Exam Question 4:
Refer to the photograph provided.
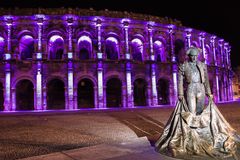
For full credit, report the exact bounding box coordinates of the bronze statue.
[155,47,240,160]
[178,47,212,116]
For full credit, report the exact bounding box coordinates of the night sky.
[1,0,239,70]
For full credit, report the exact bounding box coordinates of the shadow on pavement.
[108,111,165,146]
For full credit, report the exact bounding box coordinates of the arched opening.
[0,37,4,60]
[105,37,119,60]
[154,40,166,62]
[47,79,65,110]
[19,35,34,60]
[134,78,147,106]
[157,78,170,105]
[79,48,89,60]
[78,35,92,60]
[174,39,185,64]
[77,78,94,108]
[106,78,122,107]
[0,82,3,111]
[16,80,34,110]
[49,35,64,60]
[131,38,143,61]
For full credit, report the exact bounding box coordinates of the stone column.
[36,62,42,110]
[218,39,224,68]
[218,39,225,101]
[67,62,74,109]
[227,46,232,69]
[11,88,16,111]
[64,86,68,110]
[168,25,175,62]
[227,45,233,100]
[103,86,106,108]
[123,20,133,108]
[168,25,177,105]
[96,19,104,109]
[94,86,98,109]
[184,28,192,49]
[224,43,229,69]
[215,69,220,102]
[122,85,127,108]
[210,36,217,66]
[210,36,219,102]
[4,16,13,111]
[42,86,47,110]
[73,87,78,109]
[224,43,229,101]
[199,32,206,64]
[67,17,74,110]
[148,24,158,106]
[35,15,44,110]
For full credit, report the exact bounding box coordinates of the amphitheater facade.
[0,8,233,111]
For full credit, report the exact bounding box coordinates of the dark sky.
[1,0,239,70]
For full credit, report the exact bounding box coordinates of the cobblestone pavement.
[0,101,239,160]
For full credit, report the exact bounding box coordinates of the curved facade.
[0,8,233,111]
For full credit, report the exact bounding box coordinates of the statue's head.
[186,47,200,56]
[186,47,201,62]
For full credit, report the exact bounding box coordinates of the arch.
[75,75,97,89]
[76,31,93,41]
[77,35,92,60]
[0,82,3,111]
[17,30,35,40]
[16,79,34,111]
[19,35,34,60]
[174,39,186,64]
[153,40,166,62]
[47,79,65,109]
[48,35,64,60]
[77,78,94,108]
[104,72,125,86]
[133,78,147,106]
[157,78,170,105]
[12,76,35,89]
[191,41,200,48]
[131,38,143,61]
[106,78,122,108]
[105,36,119,60]
[0,36,4,60]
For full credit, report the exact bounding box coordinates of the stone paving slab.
[19,137,179,160]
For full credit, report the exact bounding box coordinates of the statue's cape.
[155,99,240,160]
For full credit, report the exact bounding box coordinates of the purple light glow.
[0,37,4,59]
[4,72,11,111]
[131,38,143,61]
[19,35,34,60]
[121,18,131,25]
[78,35,91,43]
[3,15,14,26]
[49,35,64,59]
[0,9,234,112]
[154,40,166,62]
[78,36,92,59]
[106,37,119,60]
[63,14,77,26]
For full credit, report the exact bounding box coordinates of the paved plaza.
[0,101,239,160]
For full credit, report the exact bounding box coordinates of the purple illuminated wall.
[0,8,233,112]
